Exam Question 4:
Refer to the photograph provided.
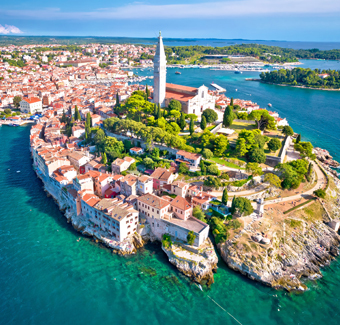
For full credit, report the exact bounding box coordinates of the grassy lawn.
[264,133,285,157]
[230,121,256,133]
[210,157,246,169]
[207,125,215,131]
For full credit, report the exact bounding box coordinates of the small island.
[258,67,340,90]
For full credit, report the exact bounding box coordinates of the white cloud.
[0,24,23,34]
[1,0,340,20]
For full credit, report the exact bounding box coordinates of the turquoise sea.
[1,60,340,324]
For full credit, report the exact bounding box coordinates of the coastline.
[246,79,340,91]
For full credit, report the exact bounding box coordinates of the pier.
[0,120,36,127]
[210,83,226,93]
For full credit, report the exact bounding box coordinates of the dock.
[0,120,36,127]
[210,83,226,93]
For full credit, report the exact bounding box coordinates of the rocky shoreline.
[219,220,340,291]
[162,239,218,286]
[35,167,218,283]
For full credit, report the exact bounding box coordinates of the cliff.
[162,239,218,285]
[219,220,340,291]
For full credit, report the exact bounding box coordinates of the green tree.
[204,176,222,188]
[179,112,186,130]
[294,142,315,159]
[101,152,107,164]
[157,104,162,119]
[296,134,301,144]
[74,105,81,121]
[143,157,155,169]
[282,125,294,136]
[200,115,207,130]
[230,97,234,106]
[231,197,254,216]
[235,138,248,157]
[187,231,196,245]
[213,135,229,157]
[314,189,326,199]
[222,189,228,205]
[248,148,266,163]
[193,206,207,223]
[223,105,235,127]
[189,118,194,136]
[61,109,67,123]
[168,99,182,111]
[202,108,218,124]
[246,162,263,176]
[264,173,281,188]
[267,138,282,152]
[202,148,213,160]
[179,163,189,174]
[145,84,150,100]
[86,112,91,127]
[94,129,106,144]
[207,164,221,176]
[13,95,22,108]
[115,93,120,107]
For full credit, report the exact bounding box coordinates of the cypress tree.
[200,116,207,130]
[101,152,107,165]
[115,93,120,107]
[231,196,236,214]
[179,112,186,130]
[86,112,91,127]
[145,84,150,100]
[157,104,162,119]
[230,97,234,106]
[296,134,301,144]
[223,105,235,127]
[74,105,81,121]
[222,189,228,205]
[154,103,158,117]
[61,109,67,123]
[189,118,194,136]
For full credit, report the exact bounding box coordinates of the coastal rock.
[218,220,340,292]
[162,239,218,285]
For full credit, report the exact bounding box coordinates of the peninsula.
[1,35,340,291]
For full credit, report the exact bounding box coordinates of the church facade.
[153,32,215,116]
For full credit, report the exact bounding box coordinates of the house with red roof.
[20,97,42,114]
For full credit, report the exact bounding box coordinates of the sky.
[0,0,340,41]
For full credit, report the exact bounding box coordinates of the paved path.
[207,161,326,205]
[263,161,326,206]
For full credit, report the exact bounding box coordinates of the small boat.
[268,103,272,107]
[234,70,242,74]
[175,71,181,75]
[235,89,238,91]
[16,171,21,173]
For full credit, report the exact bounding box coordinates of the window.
[202,91,204,98]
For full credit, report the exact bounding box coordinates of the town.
[1,33,340,289]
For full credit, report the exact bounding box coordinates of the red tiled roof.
[24,97,41,104]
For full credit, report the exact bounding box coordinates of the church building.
[153,32,215,117]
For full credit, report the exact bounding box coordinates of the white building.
[153,31,167,107]
[20,97,43,114]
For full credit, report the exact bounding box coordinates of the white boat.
[268,103,272,107]
[16,171,21,173]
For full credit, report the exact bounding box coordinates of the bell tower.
[153,31,167,107]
